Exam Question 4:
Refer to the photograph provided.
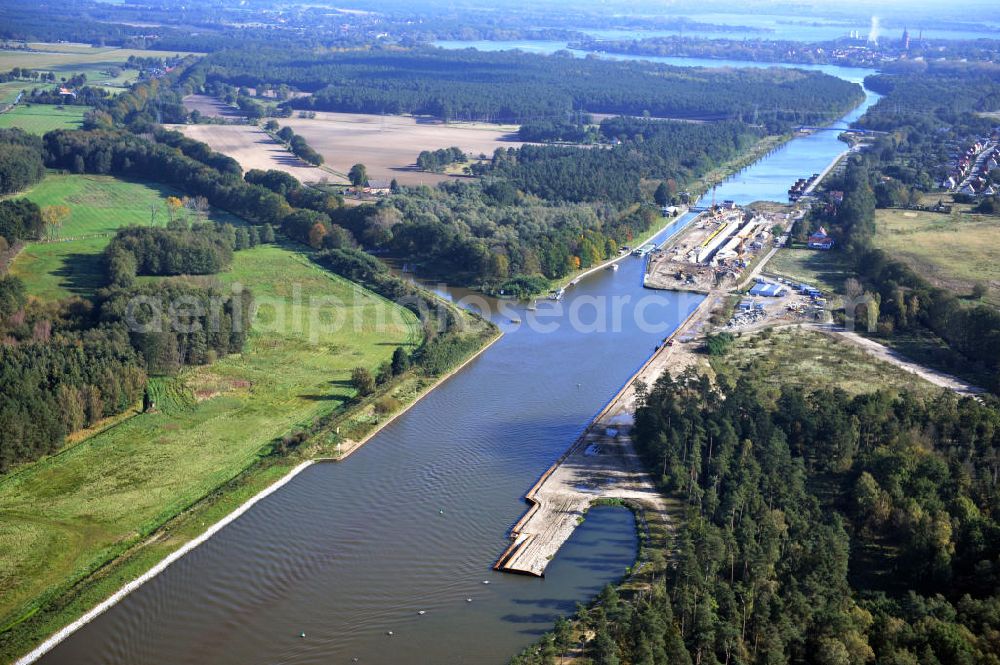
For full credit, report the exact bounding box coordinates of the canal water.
[34,55,878,665]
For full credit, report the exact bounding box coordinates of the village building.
[807,226,834,250]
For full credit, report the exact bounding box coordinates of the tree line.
[0,198,44,247]
[312,246,491,375]
[41,129,339,248]
[266,122,324,166]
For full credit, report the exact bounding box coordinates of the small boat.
[606,263,619,271]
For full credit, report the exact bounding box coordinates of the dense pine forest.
[512,372,1000,665]
[185,47,864,126]
[860,62,1000,131]
[484,118,760,204]
[0,129,45,196]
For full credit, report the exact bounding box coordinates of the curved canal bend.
[34,59,879,665]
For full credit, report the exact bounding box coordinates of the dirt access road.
[813,325,986,397]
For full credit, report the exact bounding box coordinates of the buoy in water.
[418,610,426,615]
[482,580,490,585]
[439,509,444,515]
[466,598,473,602]
[299,632,306,638]
[386,631,394,636]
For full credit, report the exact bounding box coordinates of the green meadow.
[0,243,421,640]
[0,81,25,104]
[0,104,89,134]
[10,174,245,301]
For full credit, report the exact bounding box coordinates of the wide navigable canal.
[35,52,879,665]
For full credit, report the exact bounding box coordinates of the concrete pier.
[494,423,664,576]
[495,300,710,576]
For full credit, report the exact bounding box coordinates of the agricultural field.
[9,235,109,302]
[873,207,1000,307]
[179,110,522,186]
[181,93,243,119]
[176,123,327,184]
[9,174,245,301]
[0,44,196,94]
[0,80,25,104]
[0,243,421,634]
[0,104,88,134]
[281,111,521,185]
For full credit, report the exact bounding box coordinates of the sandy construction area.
[279,112,522,186]
[174,124,328,184]
[496,423,665,576]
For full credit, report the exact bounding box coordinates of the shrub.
[373,396,401,415]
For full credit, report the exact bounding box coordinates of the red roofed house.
[807,226,834,250]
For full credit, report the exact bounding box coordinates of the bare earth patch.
[278,111,522,185]
[182,94,245,119]
[174,124,326,184]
